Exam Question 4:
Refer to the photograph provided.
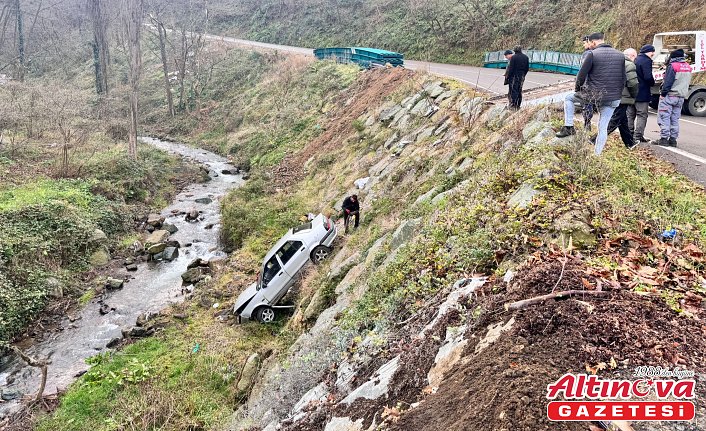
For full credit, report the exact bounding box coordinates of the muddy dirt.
[391,258,706,431]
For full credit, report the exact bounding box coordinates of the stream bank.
[0,138,243,421]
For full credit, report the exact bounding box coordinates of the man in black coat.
[504,46,529,110]
[342,194,360,233]
[631,44,656,142]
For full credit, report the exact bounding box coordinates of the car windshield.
[292,222,312,234]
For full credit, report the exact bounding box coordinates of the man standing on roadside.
[556,33,626,155]
[504,46,529,110]
[652,49,692,147]
[631,44,656,143]
[605,48,639,149]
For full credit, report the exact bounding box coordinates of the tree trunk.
[123,0,143,160]
[157,21,174,117]
[89,0,110,95]
[177,28,187,112]
[15,0,24,81]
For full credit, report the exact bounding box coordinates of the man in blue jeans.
[556,33,626,155]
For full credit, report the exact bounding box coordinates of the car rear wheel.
[310,245,331,264]
[254,306,276,323]
[686,91,706,117]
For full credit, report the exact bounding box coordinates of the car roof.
[262,214,326,263]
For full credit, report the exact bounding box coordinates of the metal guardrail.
[314,47,404,68]
[484,50,582,75]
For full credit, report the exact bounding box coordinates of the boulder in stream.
[187,258,210,269]
[163,223,179,234]
[147,243,168,255]
[105,278,124,290]
[181,267,207,285]
[185,210,200,222]
[195,197,213,204]
[163,247,179,262]
[147,213,165,227]
[145,230,170,247]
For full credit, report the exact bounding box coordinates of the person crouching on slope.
[342,194,360,234]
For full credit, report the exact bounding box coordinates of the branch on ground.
[505,290,611,311]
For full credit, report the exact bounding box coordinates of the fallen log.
[505,290,611,311]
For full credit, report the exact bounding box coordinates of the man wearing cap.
[652,49,692,147]
[631,44,656,143]
[504,46,530,110]
[556,32,626,155]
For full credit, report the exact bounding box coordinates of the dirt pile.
[272,239,706,431]
[391,253,706,431]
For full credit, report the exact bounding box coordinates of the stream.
[0,137,243,420]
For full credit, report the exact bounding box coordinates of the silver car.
[233,214,337,323]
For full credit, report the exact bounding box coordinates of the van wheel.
[311,245,331,264]
[686,91,706,117]
[254,306,276,323]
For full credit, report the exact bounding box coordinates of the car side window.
[276,241,303,265]
[262,256,281,286]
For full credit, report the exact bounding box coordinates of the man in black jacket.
[631,44,656,143]
[504,46,529,110]
[556,33,626,155]
[342,194,360,234]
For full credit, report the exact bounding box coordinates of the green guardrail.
[314,47,404,68]
[484,50,582,75]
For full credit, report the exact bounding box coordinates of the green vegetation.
[35,320,283,431]
[0,136,195,347]
[0,180,122,346]
[207,0,704,64]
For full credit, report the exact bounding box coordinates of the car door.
[261,255,289,303]
[276,240,308,278]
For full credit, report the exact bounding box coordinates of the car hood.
[233,282,258,313]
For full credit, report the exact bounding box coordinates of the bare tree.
[148,9,174,117]
[14,0,24,81]
[89,0,110,96]
[46,87,90,177]
[122,0,144,159]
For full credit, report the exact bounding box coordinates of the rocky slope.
[219,68,706,431]
[29,59,706,431]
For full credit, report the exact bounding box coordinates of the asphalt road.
[209,35,571,94]
[645,111,706,187]
[208,34,705,186]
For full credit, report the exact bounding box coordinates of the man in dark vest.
[504,46,529,110]
[556,32,626,155]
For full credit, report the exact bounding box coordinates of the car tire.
[686,91,706,117]
[254,306,276,323]
[310,245,332,264]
